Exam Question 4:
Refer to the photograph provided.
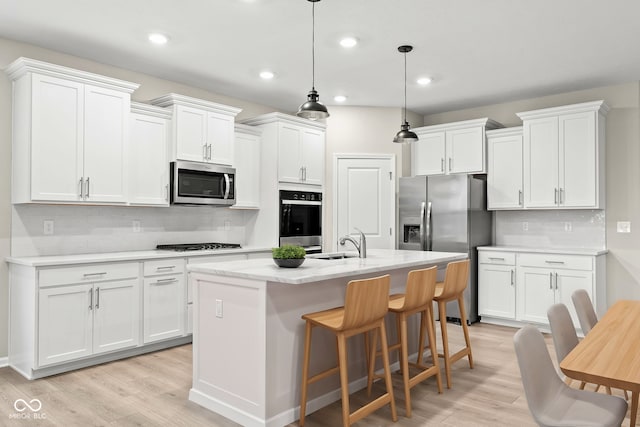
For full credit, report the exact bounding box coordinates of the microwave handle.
[223,174,230,199]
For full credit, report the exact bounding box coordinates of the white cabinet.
[277,123,324,185]
[6,57,139,204]
[411,118,502,176]
[129,103,171,206]
[143,259,186,343]
[517,101,608,209]
[232,124,262,208]
[478,251,516,320]
[150,93,241,165]
[37,262,140,367]
[487,127,523,209]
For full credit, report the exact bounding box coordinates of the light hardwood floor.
[0,323,630,426]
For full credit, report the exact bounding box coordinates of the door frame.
[332,153,396,251]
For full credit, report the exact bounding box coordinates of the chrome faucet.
[339,227,367,258]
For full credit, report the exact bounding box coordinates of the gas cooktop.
[156,242,242,252]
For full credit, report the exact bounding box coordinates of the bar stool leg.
[425,306,443,393]
[337,332,351,427]
[458,295,474,369]
[366,329,378,396]
[417,310,427,367]
[399,312,411,417]
[299,321,313,426]
[379,321,398,422]
[438,300,453,389]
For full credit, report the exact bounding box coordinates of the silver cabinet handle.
[441,158,444,172]
[549,272,553,290]
[79,178,85,199]
[203,144,207,160]
[165,184,169,202]
[95,287,100,309]
[89,288,93,310]
[153,278,177,285]
[208,144,212,160]
[83,272,107,277]
[85,177,90,199]
[555,272,558,290]
[510,269,515,286]
[223,173,230,199]
[554,188,558,204]
[304,167,307,181]
[545,260,565,265]
[419,201,426,251]
[299,167,303,181]
[449,158,452,172]
[156,266,176,271]
[559,188,564,204]
[518,190,523,206]
[489,257,505,261]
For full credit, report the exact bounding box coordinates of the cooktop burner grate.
[156,242,242,252]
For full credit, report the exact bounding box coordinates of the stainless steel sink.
[307,252,358,260]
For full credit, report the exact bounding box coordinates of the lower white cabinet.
[478,248,605,331]
[143,258,186,343]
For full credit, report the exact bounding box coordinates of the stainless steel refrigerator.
[398,174,492,324]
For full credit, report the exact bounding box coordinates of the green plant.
[272,245,306,259]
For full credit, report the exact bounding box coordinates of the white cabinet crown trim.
[516,100,609,120]
[5,57,139,93]
[241,112,326,131]
[149,93,241,116]
[131,102,172,119]
[413,117,503,134]
[486,126,523,138]
[234,123,263,136]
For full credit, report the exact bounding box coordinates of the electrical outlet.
[617,221,631,233]
[564,222,572,232]
[132,220,141,233]
[215,299,223,318]
[522,222,528,231]
[43,220,54,235]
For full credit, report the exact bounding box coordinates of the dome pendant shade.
[393,122,419,143]
[297,89,329,120]
[297,0,329,120]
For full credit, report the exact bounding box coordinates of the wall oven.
[279,190,322,253]
[170,160,235,206]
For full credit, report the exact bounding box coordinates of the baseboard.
[0,356,8,368]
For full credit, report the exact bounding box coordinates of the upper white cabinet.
[232,124,262,209]
[150,94,241,165]
[517,101,608,209]
[129,103,171,206]
[243,113,326,186]
[411,118,502,176]
[487,127,524,210]
[6,57,139,204]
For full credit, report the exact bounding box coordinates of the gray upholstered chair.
[571,289,598,335]
[513,325,628,427]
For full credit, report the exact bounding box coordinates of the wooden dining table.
[561,299,640,426]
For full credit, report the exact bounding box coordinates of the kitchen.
[1,0,640,426]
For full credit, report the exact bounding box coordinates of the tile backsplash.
[11,205,258,257]
[494,209,606,249]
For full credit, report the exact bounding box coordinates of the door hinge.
[389,171,392,180]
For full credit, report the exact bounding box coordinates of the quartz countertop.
[5,247,272,267]
[477,246,608,256]
[187,249,467,285]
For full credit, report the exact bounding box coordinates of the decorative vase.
[273,258,305,268]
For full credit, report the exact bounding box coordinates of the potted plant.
[272,245,306,268]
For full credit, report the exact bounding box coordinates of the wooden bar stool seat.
[433,259,473,389]
[367,266,443,418]
[299,274,397,427]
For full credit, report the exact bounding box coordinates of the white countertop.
[187,249,467,285]
[477,246,608,256]
[5,247,273,267]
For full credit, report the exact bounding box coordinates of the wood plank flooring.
[0,323,631,426]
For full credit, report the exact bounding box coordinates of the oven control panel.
[280,190,322,202]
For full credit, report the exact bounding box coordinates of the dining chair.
[513,325,628,427]
[571,289,598,335]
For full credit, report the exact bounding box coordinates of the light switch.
[43,220,54,235]
[216,299,223,318]
[132,220,141,233]
[522,222,528,231]
[617,221,631,233]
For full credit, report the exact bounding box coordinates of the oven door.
[171,161,235,206]
[279,199,322,252]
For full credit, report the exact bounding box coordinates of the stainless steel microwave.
[170,160,235,206]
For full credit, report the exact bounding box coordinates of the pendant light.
[297,0,329,120]
[393,45,418,143]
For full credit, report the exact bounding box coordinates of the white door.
[301,128,325,185]
[143,275,185,343]
[207,111,234,165]
[524,116,559,208]
[93,279,140,354]
[129,112,169,205]
[411,132,445,176]
[559,111,597,207]
[278,124,303,183]
[478,264,516,319]
[446,126,484,174]
[335,155,395,251]
[234,131,261,208]
[175,105,207,162]
[555,269,593,328]
[517,267,555,324]
[487,132,523,209]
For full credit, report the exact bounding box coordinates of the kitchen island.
[187,249,467,427]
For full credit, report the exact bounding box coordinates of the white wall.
[423,82,640,306]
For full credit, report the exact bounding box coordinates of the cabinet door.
[478,264,516,319]
[517,267,555,324]
[559,112,597,207]
[38,284,93,366]
[523,117,559,208]
[30,74,84,202]
[83,84,129,203]
[234,132,261,208]
[175,105,207,162]
[143,275,185,343]
[93,279,140,354]
[207,111,234,165]
[555,269,593,329]
[446,126,484,174]
[301,128,324,185]
[278,124,303,183]
[487,133,523,209]
[129,113,169,205]
[411,132,445,176]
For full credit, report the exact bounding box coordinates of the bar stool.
[433,259,472,389]
[367,266,443,418]
[299,274,397,427]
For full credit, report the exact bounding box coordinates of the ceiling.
[1,0,640,116]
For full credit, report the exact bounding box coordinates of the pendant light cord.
[403,51,407,124]
[311,1,315,91]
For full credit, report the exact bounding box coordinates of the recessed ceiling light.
[339,37,358,48]
[417,77,433,86]
[148,33,169,45]
[334,95,347,103]
[259,70,275,80]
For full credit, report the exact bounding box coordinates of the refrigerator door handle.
[426,201,432,251]
[419,202,426,251]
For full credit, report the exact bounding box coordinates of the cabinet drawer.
[517,253,593,271]
[188,254,247,264]
[478,251,515,265]
[143,258,186,277]
[39,262,139,287]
